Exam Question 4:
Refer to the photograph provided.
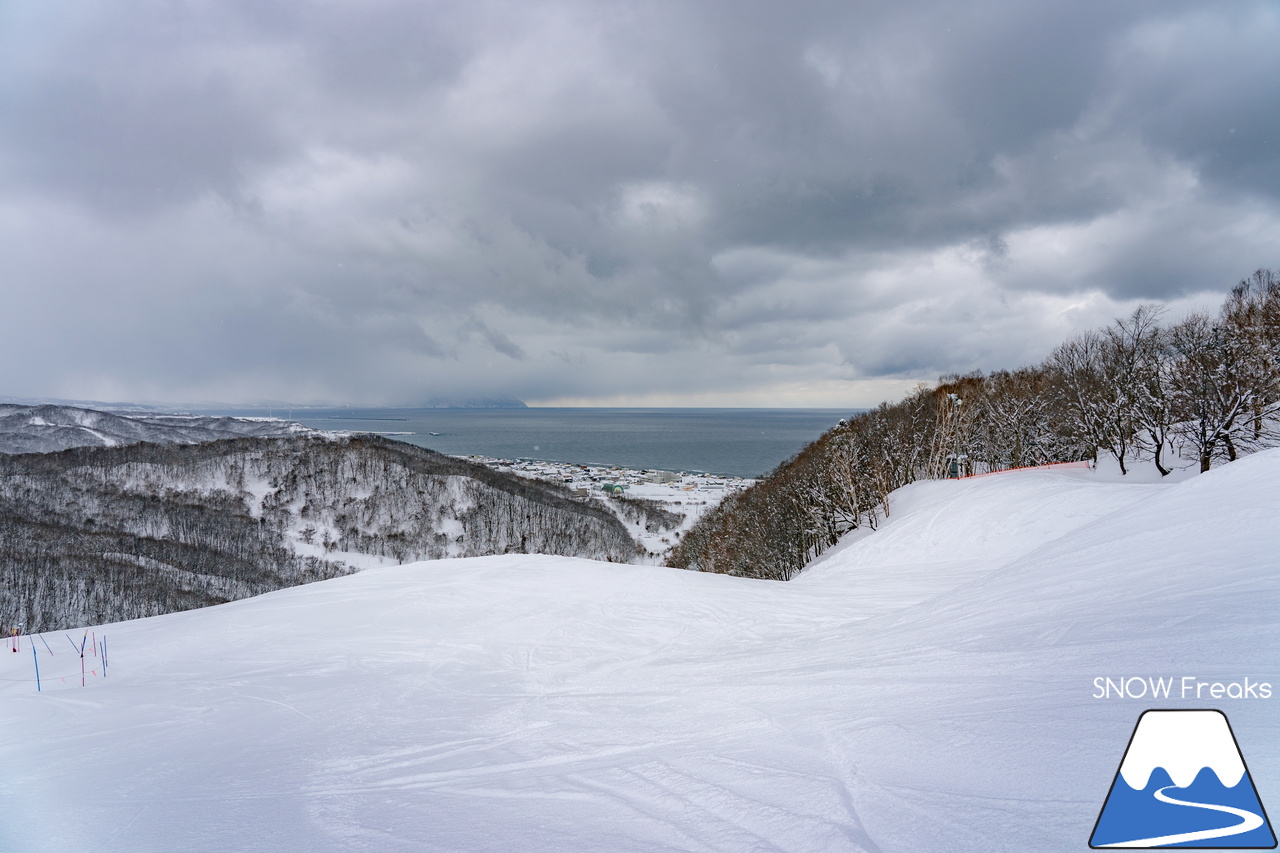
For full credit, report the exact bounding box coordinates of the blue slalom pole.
[32,642,40,692]
[40,634,53,655]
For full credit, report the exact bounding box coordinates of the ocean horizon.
[192,407,858,478]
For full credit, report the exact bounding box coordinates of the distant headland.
[421,396,527,409]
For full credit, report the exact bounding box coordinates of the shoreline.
[461,454,754,560]
[462,453,753,497]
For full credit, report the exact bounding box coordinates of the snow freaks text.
[1092,677,1273,700]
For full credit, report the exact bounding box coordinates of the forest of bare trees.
[1,434,639,631]
[670,269,1280,581]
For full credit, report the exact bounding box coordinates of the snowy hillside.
[0,435,636,631]
[0,403,312,454]
[2,451,1277,852]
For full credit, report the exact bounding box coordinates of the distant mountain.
[421,396,528,409]
[0,434,639,631]
[0,395,166,412]
[0,404,312,454]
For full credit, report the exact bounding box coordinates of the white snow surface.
[3,453,1279,852]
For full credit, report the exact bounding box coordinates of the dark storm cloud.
[0,0,1277,406]
[1105,6,1280,196]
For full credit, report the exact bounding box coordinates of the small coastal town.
[467,455,754,558]
[471,455,752,497]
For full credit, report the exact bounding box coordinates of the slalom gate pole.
[92,632,97,658]
[40,634,53,655]
[80,630,88,687]
[32,642,40,692]
[66,635,79,653]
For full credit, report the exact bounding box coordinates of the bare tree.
[1104,305,1173,475]
[1167,313,1256,471]
[1046,331,1117,468]
[1221,269,1280,443]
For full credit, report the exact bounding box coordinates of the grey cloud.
[0,7,285,215]
[1,0,1278,406]
[1103,5,1280,196]
[462,318,526,361]
[0,74,278,214]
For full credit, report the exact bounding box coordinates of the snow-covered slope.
[2,453,1277,852]
[0,404,312,454]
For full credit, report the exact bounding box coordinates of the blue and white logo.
[1091,709,1276,848]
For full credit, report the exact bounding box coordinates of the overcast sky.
[2,0,1277,407]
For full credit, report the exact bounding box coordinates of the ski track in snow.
[2,455,1279,851]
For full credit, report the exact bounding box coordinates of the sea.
[193,408,857,478]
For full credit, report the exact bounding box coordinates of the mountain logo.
[1091,709,1276,848]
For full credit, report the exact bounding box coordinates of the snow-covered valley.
[2,451,1277,852]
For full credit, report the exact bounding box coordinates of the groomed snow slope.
[2,452,1278,852]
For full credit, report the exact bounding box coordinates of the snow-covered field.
[2,451,1277,852]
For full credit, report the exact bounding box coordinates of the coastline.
[463,454,753,560]
[204,407,851,478]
